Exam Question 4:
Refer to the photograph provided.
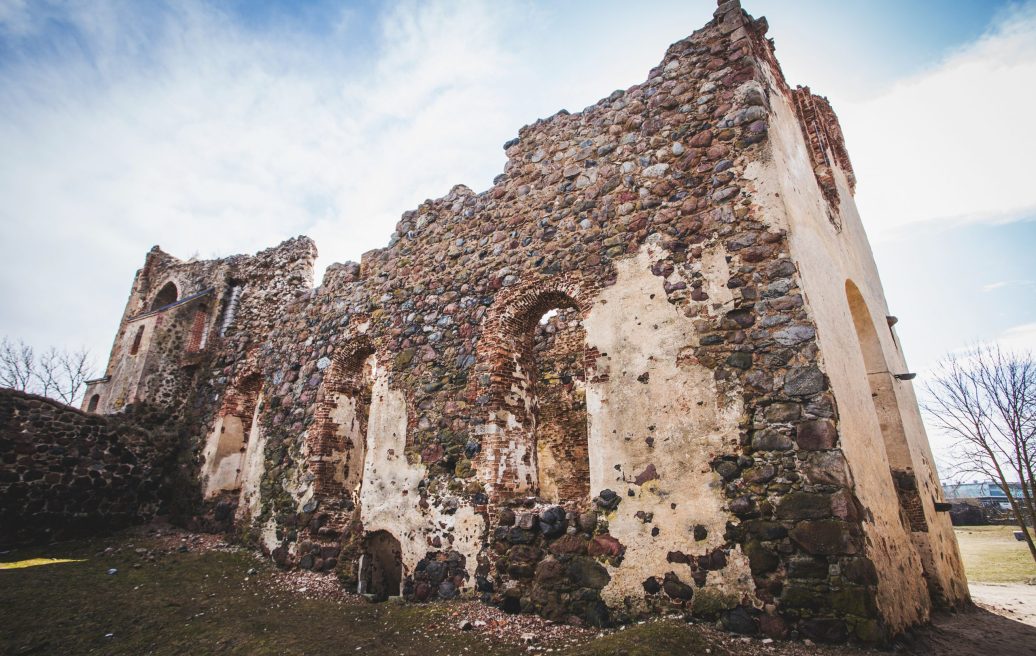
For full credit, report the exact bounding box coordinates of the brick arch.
[474,274,599,502]
[308,336,378,508]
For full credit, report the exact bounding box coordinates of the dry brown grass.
[955,525,1036,583]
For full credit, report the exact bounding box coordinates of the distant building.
[943,481,1030,510]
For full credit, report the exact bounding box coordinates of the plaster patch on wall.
[238,401,268,520]
[360,372,486,587]
[584,242,743,607]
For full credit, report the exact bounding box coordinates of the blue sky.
[1,0,1034,471]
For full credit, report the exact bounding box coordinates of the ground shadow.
[900,605,1036,656]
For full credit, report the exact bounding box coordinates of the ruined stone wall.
[234,1,891,640]
[744,29,969,627]
[0,389,179,547]
[74,0,967,644]
[82,237,316,417]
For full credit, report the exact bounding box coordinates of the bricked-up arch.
[185,305,210,353]
[309,339,377,507]
[845,280,928,535]
[475,276,598,502]
[203,372,262,497]
[129,325,145,355]
[150,281,179,311]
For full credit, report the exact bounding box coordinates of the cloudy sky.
[1,0,1034,470]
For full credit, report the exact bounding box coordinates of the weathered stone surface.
[567,557,610,589]
[548,534,587,556]
[765,402,801,423]
[744,520,787,541]
[723,606,758,635]
[752,429,793,451]
[798,618,849,644]
[802,451,849,487]
[795,420,837,450]
[783,366,826,396]
[587,534,625,559]
[744,540,780,574]
[0,390,180,547]
[662,572,694,600]
[776,492,831,520]
[743,464,776,484]
[789,520,858,556]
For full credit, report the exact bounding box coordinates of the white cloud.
[0,0,716,362]
[996,322,1036,353]
[0,0,532,358]
[981,279,1034,292]
[840,2,1036,238]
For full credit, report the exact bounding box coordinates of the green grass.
[954,526,1036,583]
[0,536,505,656]
[0,531,738,656]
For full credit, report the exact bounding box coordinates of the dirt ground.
[907,525,1036,655]
[1,523,1035,656]
[970,583,1036,627]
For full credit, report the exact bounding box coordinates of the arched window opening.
[150,281,179,311]
[203,373,262,497]
[358,530,402,600]
[186,305,210,353]
[129,325,145,355]
[87,394,100,413]
[845,280,927,533]
[532,306,590,505]
[477,279,596,504]
[311,343,376,505]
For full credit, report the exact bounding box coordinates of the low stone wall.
[0,389,180,547]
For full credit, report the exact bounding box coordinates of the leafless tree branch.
[0,337,97,407]
[925,344,1036,563]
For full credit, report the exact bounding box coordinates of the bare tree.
[60,347,94,405]
[925,345,1036,563]
[0,337,35,391]
[0,337,97,407]
[36,347,62,400]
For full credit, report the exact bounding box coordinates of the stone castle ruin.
[4,0,968,644]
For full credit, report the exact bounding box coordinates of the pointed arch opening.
[86,394,100,413]
[150,281,179,311]
[846,280,921,520]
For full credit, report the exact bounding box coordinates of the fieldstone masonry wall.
[3,0,968,645]
[0,390,179,547]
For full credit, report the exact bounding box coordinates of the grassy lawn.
[954,526,1036,583]
[0,530,738,656]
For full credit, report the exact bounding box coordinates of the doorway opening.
[359,530,402,600]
